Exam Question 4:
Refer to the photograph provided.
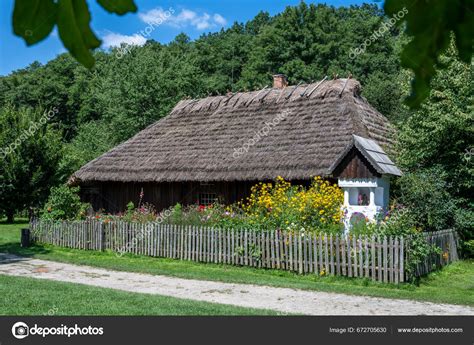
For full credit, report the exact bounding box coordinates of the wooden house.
[71,75,401,225]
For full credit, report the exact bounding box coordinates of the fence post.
[21,228,30,247]
[400,237,404,283]
[100,221,105,252]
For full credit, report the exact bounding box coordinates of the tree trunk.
[6,210,14,224]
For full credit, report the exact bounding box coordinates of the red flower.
[198,205,206,211]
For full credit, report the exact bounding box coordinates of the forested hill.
[0,3,403,178]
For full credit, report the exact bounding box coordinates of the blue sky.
[0,0,377,76]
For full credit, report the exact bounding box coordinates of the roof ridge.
[171,79,362,113]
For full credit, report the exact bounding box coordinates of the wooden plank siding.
[81,180,270,214]
[332,147,381,179]
[79,179,325,214]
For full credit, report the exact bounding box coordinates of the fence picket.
[298,232,303,274]
[383,236,388,283]
[329,235,334,275]
[341,236,346,276]
[352,235,357,277]
[370,236,375,281]
[390,236,394,283]
[358,235,363,277]
[308,235,313,273]
[347,236,352,277]
[293,233,297,272]
[400,237,404,283]
[313,234,318,273]
[317,234,323,274]
[279,231,285,270]
[272,231,278,269]
[394,237,399,284]
[288,232,293,271]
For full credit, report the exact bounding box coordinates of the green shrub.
[462,240,474,258]
[119,201,157,223]
[395,168,456,231]
[171,203,184,224]
[349,205,440,281]
[454,206,474,258]
[41,185,90,221]
[394,168,473,258]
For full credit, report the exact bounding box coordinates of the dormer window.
[357,189,370,206]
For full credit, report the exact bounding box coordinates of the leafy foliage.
[0,106,63,222]
[12,0,137,68]
[58,121,115,181]
[395,168,457,231]
[348,205,440,280]
[160,177,344,234]
[41,185,89,220]
[96,0,137,15]
[384,0,474,107]
[395,45,474,256]
[240,176,344,233]
[56,0,101,68]
[12,0,57,45]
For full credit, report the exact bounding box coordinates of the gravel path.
[1,253,472,315]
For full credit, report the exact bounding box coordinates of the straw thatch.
[72,79,396,183]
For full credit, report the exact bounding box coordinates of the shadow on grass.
[0,218,29,225]
[0,242,52,262]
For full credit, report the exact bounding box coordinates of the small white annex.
[329,135,402,232]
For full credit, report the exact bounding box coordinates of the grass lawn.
[1,220,473,307]
[0,274,277,315]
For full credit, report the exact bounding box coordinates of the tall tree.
[396,45,474,246]
[0,106,63,222]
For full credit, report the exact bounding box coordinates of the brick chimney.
[273,74,288,89]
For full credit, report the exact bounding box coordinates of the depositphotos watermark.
[233,109,292,159]
[463,147,473,163]
[12,321,104,339]
[349,7,408,59]
[115,7,175,59]
[0,107,59,160]
[115,206,174,257]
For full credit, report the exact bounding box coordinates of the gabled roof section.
[328,135,401,177]
[353,135,402,176]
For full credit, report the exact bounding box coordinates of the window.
[348,187,370,206]
[357,187,370,206]
[199,192,217,206]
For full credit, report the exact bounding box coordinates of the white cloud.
[213,14,227,26]
[138,7,174,25]
[102,32,147,48]
[139,7,227,31]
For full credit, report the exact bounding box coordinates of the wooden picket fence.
[409,229,459,277]
[29,219,458,284]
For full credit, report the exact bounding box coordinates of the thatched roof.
[72,78,397,183]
